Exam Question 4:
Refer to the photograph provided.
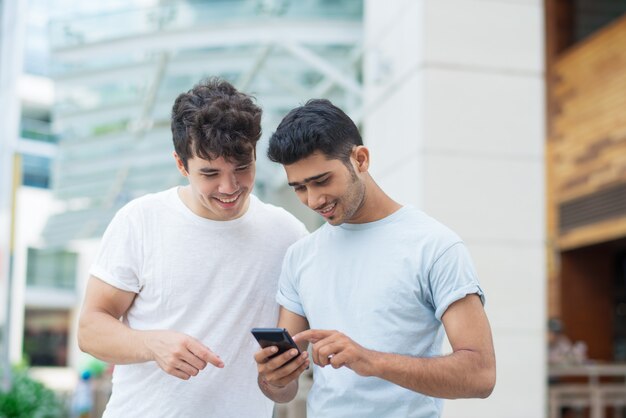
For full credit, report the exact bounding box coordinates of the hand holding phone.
[252,328,309,401]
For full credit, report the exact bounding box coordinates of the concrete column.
[363,0,546,416]
[0,0,27,388]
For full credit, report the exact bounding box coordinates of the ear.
[353,146,370,172]
[173,152,188,177]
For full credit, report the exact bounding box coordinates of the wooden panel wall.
[546,10,626,320]
[547,14,626,251]
[560,245,614,361]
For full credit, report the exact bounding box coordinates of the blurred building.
[1,0,79,396]
[14,0,626,417]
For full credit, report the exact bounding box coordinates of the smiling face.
[285,151,366,226]
[175,152,255,221]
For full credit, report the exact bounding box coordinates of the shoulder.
[251,195,307,232]
[398,207,462,244]
[114,188,174,220]
[284,222,328,257]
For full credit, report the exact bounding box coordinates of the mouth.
[316,201,336,218]
[213,192,241,207]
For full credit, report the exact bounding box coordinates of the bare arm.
[297,294,496,399]
[78,276,224,380]
[255,307,310,403]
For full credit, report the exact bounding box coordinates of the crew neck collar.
[338,206,409,231]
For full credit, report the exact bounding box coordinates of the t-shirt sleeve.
[276,246,305,316]
[428,242,485,321]
[89,206,143,293]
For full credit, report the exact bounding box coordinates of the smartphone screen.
[251,327,300,358]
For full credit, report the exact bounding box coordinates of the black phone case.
[251,327,300,357]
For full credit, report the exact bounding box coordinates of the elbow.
[76,316,91,354]
[477,379,495,399]
[77,334,88,354]
[476,364,496,398]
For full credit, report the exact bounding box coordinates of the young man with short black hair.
[254,99,496,417]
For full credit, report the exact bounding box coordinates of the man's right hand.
[254,346,309,388]
[143,330,224,380]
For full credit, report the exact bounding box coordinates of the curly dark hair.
[267,99,362,166]
[171,77,262,169]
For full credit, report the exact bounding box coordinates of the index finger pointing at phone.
[293,329,334,344]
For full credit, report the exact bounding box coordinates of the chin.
[326,217,344,226]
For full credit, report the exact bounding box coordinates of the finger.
[294,329,334,343]
[273,351,308,379]
[266,348,301,371]
[316,341,345,366]
[176,360,200,377]
[261,354,304,387]
[180,349,208,371]
[205,349,225,368]
[311,337,340,367]
[167,366,191,380]
[270,353,309,386]
[188,340,224,368]
[274,361,310,387]
[254,346,279,364]
[329,352,348,369]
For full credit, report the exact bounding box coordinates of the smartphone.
[251,327,300,359]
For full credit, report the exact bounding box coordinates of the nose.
[219,173,239,195]
[306,189,324,209]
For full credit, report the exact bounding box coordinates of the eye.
[202,173,218,178]
[315,177,329,186]
[294,185,306,192]
[236,165,250,172]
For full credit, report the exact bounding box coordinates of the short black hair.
[267,99,362,165]
[171,77,262,169]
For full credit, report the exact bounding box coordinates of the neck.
[348,177,401,224]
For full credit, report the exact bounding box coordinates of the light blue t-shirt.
[277,206,484,418]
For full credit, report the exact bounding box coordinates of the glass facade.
[42,0,363,247]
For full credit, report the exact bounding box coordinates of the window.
[26,248,77,290]
[23,309,70,367]
[21,154,51,189]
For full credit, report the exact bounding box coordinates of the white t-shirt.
[90,187,307,418]
[277,206,484,418]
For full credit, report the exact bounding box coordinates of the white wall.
[11,186,65,363]
[363,0,546,416]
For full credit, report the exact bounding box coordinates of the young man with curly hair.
[78,78,306,417]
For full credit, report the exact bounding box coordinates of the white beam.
[237,44,273,92]
[16,139,58,159]
[52,20,361,62]
[313,44,364,97]
[55,49,353,89]
[279,41,362,96]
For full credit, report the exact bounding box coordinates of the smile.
[318,202,336,217]
[214,193,240,204]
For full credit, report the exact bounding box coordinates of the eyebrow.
[288,172,331,187]
[197,162,251,174]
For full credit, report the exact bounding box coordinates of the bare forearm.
[258,375,299,403]
[78,311,151,364]
[372,349,496,399]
